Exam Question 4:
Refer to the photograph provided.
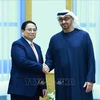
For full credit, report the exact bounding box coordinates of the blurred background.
[0,0,100,100]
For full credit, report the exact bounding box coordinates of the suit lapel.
[21,37,38,61]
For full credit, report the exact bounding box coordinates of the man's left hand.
[42,89,48,98]
[83,82,93,93]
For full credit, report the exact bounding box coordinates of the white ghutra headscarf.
[57,9,87,32]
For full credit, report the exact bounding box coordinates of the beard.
[62,24,69,30]
[61,22,73,30]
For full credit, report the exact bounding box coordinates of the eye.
[25,28,37,32]
[58,18,63,22]
[64,17,70,21]
[58,17,71,22]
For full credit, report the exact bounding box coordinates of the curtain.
[73,0,100,84]
[0,0,25,81]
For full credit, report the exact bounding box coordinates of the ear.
[21,30,24,36]
[21,29,24,32]
[71,17,74,21]
[71,17,74,23]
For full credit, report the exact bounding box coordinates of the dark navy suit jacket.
[8,37,46,97]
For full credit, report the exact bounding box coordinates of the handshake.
[42,63,50,74]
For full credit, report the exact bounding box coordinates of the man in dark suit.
[7,21,49,100]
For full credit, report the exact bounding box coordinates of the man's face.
[22,23,37,42]
[58,15,74,30]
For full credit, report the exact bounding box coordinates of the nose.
[31,30,36,33]
[31,30,34,33]
[62,19,66,23]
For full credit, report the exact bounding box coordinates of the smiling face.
[22,23,37,42]
[58,15,74,32]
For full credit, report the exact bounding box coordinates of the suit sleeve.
[85,33,95,83]
[38,47,47,89]
[45,38,54,71]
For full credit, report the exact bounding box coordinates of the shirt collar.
[23,37,33,44]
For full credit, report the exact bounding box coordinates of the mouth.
[30,34,35,36]
[62,24,67,28]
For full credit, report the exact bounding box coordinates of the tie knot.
[30,43,34,47]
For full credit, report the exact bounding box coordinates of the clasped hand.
[42,63,50,74]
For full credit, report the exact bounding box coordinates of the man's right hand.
[42,63,50,74]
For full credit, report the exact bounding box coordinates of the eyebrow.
[58,16,71,19]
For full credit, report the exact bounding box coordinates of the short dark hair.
[21,20,37,30]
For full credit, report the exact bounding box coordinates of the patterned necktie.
[30,43,41,85]
[30,43,39,62]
